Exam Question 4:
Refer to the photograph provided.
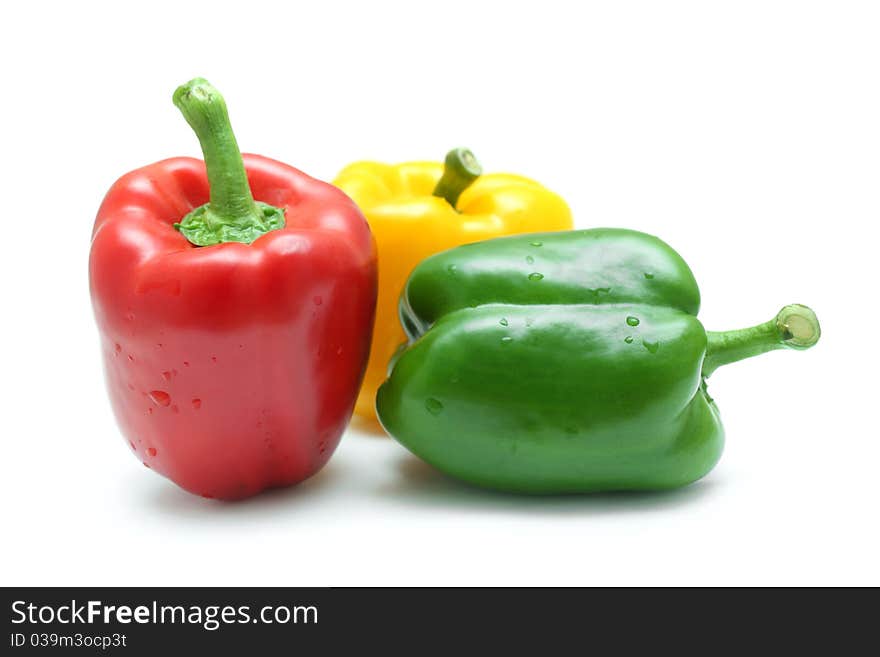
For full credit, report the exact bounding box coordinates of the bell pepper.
[376,229,820,493]
[333,149,572,420]
[89,79,377,499]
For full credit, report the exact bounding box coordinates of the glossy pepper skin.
[90,80,376,499]
[333,149,572,421]
[377,229,820,493]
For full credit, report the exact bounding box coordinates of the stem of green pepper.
[702,304,821,377]
[172,78,285,246]
[432,148,483,210]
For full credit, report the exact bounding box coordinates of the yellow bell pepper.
[333,148,573,421]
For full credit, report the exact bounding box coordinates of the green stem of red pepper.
[172,78,285,246]
[432,148,482,210]
[702,304,821,377]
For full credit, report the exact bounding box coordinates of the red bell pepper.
[89,79,377,500]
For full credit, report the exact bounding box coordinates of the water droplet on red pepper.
[148,390,171,407]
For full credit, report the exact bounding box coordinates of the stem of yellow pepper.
[432,148,482,210]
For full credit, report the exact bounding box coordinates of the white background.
[1,1,877,586]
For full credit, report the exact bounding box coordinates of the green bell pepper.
[376,229,820,493]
